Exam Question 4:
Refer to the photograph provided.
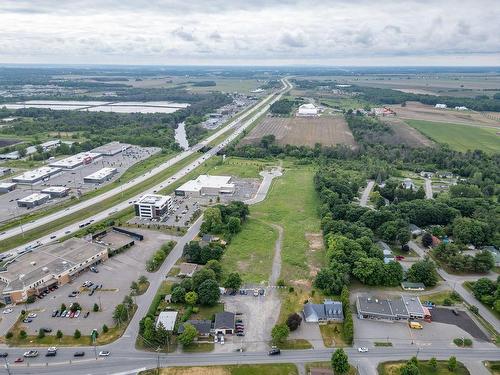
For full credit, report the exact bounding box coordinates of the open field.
[406,119,500,154]
[140,364,299,375]
[241,116,356,148]
[381,117,434,147]
[209,157,275,179]
[390,102,500,127]
[378,360,470,375]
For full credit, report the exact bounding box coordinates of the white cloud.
[0,0,498,65]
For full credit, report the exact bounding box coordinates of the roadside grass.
[139,364,299,375]
[424,290,462,306]
[181,342,214,353]
[319,323,347,347]
[279,339,312,349]
[305,361,358,375]
[484,361,500,375]
[209,157,274,179]
[406,119,500,154]
[222,218,277,283]
[389,245,418,258]
[374,342,393,347]
[377,360,470,375]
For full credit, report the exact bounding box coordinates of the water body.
[174,122,189,150]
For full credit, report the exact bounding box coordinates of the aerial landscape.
[0,1,499,375]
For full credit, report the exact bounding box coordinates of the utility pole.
[156,347,161,375]
[3,356,11,375]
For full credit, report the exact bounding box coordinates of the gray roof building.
[356,295,425,321]
[303,300,344,323]
[178,320,212,336]
[214,312,235,334]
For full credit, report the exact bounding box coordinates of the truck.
[409,321,423,329]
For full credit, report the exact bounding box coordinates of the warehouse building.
[356,295,425,321]
[0,182,16,193]
[0,238,109,304]
[91,141,131,156]
[49,152,101,170]
[41,186,71,198]
[135,194,173,219]
[297,103,319,116]
[84,167,118,184]
[175,175,235,197]
[12,166,62,184]
[17,193,51,208]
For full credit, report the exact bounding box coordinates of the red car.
[14,357,24,363]
[395,255,405,260]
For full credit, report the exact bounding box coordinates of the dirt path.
[269,223,283,286]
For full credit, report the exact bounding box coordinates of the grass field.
[378,360,470,375]
[319,323,348,347]
[406,119,500,154]
[209,157,274,179]
[485,361,500,375]
[139,364,299,375]
[306,362,357,375]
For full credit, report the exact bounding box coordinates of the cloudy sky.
[0,0,499,66]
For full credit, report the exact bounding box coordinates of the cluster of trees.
[433,243,494,273]
[340,286,353,344]
[397,356,460,375]
[182,241,224,265]
[200,201,249,239]
[269,98,295,115]
[191,81,216,87]
[377,179,425,203]
[146,241,176,272]
[139,316,172,348]
[406,258,439,287]
[471,277,500,313]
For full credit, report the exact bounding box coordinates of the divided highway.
[0,79,291,254]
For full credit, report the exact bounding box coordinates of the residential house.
[303,300,344,323]
[178,319,212,338]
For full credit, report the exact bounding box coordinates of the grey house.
[303,300,344,323]
[178,319,212,338]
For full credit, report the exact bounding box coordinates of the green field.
[139,364,299,375]
[210,157,274,179]
[378,360,470,375]
[406,119,500,154]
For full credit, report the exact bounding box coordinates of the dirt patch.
[292,279,312,288]
[382,117,434,147]
[305,232,323,252]
[240,116,357,148]
[159,367,230,375]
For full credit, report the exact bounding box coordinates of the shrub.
[5,332,13,339]
[102,324,109,333]
[443,298,452,306]
[38,329,45,339]
[469,305,479,314]
[19,330,27,339]
[27,295,36,304]
[56,330,63,339]
[286,313,303,331]
[93,303,99,312]
[74,329,81,339]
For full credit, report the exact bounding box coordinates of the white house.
[435,104,447,109]
[297,103,319,117]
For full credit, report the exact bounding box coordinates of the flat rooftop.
[41,186,70,193]
[357,296,394,316]
[177,175,233,192]
[402,295,425,315]
[84,167,117,181]
[95,231,134,251]
[91,142,131,155]
[12,167,61,181]
[18,193,50,203]
[49,152,101,168]
[0,182,16,188]
[137,194,171,206]
[1,238,108,292]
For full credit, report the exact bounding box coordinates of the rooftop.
[0,182,16,188]
[41,186,70,193]
[12,166,61,181]
[49,152,101,168]
[84,167,117,181]
[18,193,50,203]
[176,175,233,193]
[177,319,212,335]
[156,311,178,331]
[137,194,171,206]
[214,311,235,329]
[91,141,131,155]
[402,295,425,316]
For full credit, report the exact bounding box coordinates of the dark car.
[268,348,281,356]
[52,310,58,317]
[45,351,56,357]
[236,332,245,336]
[74,351,85,357]
[84,311,90,318]
[41,327,52,333]
[259,289,265,295]
[0,352,8,358]
[452,309,459,316]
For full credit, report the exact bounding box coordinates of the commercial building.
[134,194,173,219]
[0,167,12,177]
[41,186,71,198]
[25,140,61,156]
[0,182,16,193]
[214,311,235,335]
[12,166,62,184]
[356,295,425,321]
[91,141,131,156]
[175,175,235,197]
[17,193,51,208]
[83,167,118,184]
[156,311,178,331]
[297,103,319,116]
[0,238,109,304]
[401,282,425,291]
[303,300,344,323]
[49,152,101,170]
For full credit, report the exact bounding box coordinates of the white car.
[47,347,57,352]
[98,351,110,357]
[2,309,13,314]
[27,313,37,318]
[358,347,369,353]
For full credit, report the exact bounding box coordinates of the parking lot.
[0,228,180,336]
[0,145,160,223]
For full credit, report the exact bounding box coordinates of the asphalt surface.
[1,79,291,255]
[359,180,374,207]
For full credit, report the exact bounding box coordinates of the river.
[174,122,189,150]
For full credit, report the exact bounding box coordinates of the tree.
[201,207,222,233]
[400,363,420,375]
[113,304,129,324]
[60,303,67,312]
[139,275,148,284]
[102,324,109,333]
[422,232,433,248]
[314,267,348,295]
[331,348,350,375]
[224,272,242,290]
[227,216,241,235]
[192,268,217,289]
[74,329,81,339]
[429,357,438,371]
[93,303,99,312]
[286,313,302,331]
[130,281,139,294]
[472,278,495,299]
[185,291,198,306]
[178,323,197,346]
[38,329,45,339]
[271,323,289,345]
[197,279,220,306]
[407,258,438,287]
[205,260,223,281]
[448,356,457,372]
[56,330,63,339]
[452,217,490,246]
[156,322,172,347]
[19,330,27,339]
[70,302,81,312]
[384,261,404,286]
[171,286,187,303]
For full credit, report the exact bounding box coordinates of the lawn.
[406,119,500,154]
[378,360,470,375]
[209,157,274,179]
[305,362,357,375]
[279,339,313,349]
[319,323,348,347]
[222,218,277,283]
[140,364,299,375]
[423,290,461,306]
[485,361,500,375]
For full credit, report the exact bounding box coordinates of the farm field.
[241,116,356,148]
[390,101,500,127]
[406,119,500,154]
[381,117,434,147]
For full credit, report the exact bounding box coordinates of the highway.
[0,78,291,255]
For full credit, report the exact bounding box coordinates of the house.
[156,311,178,331]
[178,263,199,278]
[303,300,344,323]
[431,235,441,247]
[402,178,414,190]
[178,320,212,338]
[200,234,220,247]
[435,104,447,109]
[419,171,434,178]
[409,224,422,236]
[213,312,235,334]
[401,282,425,291]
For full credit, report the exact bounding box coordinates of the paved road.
[1,79,291,256]
[244,167,282,205]
[409,240,500,332]
[424,178,433,199]
[359,180,374,207]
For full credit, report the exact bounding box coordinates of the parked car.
[268,348,281,356]
[69,311,75,318]
[0,352,8,358]
[395,255,405,260]
[23,350,38,358]
[84,311,90,318]
[358,347,368,353]
[27,313,37,318]
[23,318,33,323]
[98,351,110,357]
[452,309,459,316]
[61,310,67,317]
[52,310,58,317]
[74,310,81,318]
[259,289,265,295]
[2,309,13,314]
[41,327,52,333]
[90,267,99,273]
[74,351,85,357]
[236,332,245,336]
